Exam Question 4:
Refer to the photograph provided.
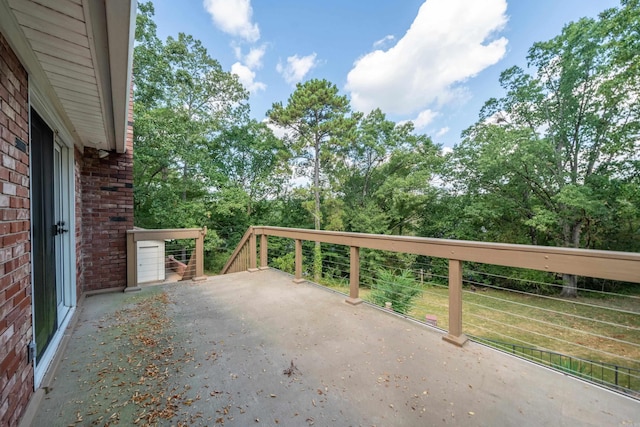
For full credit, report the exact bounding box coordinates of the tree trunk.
[559,220,582,298]
[314,241,322,282]
[560,273,578,298]
[314,141,321,231]
[313,137,321,281]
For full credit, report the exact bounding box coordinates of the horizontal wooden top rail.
[252,226,640,283]
[127,227,206,242]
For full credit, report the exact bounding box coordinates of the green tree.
[216,120,291,217]
[267,79,357,231]
[454,0,640,296]
[369,269,422,314]
[134,2,247,229]
[134,2,280,271]
[340,110,443,237]
[268,79,358,279]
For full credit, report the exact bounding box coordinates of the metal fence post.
[443,259,468,346]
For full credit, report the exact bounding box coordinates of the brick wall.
[79,90,134,292]
[0,32,34,427]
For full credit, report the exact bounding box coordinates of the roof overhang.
[0,0,136,153]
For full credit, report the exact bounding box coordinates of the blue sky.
[149,0,621,149]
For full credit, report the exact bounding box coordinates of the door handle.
[55,221,68,236]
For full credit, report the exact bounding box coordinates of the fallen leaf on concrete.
[283,360,300,377]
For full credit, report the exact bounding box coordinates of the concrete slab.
[28,269,639,426]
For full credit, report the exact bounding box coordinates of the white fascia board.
[105,0,136,154]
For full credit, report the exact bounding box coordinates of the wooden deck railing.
[222,226,640,347]
[126,227,207,291]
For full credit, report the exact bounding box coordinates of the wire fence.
[475,338,640,396]
[263,239,640,397]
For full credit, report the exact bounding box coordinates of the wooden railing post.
[294,239,305,283]
[443,259,468,346]
[125,231,140,292]
[193,227,207,281]
[259,233,268,270]
[248,227,258,272]
[346,246,362,305]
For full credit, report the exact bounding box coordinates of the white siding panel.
[61,104,103,119]
[49,78,99,97]
[11,10,89,48]
[8,0,129,152]
[37,52,94,75]
[9,0,86,36]
[31,43,92,69]
[56,90,102,108]
[41,62,96,84]
[31,0,84,21]
[22,28,91,59]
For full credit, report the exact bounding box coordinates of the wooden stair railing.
[220,227,256,274]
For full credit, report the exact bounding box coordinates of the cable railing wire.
[461,296,640,349]
[460,285,640,332]
[464,311,639,365]
[462,276,640,317]
[465,268,640,300]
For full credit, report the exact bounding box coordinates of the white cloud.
[412,109,438,130]
[263,119,289,139]
[435,126,450,137]
[373,34,395,48]
[234,44,267,68]
[203,0,260,42]
[277,53,318,85]
[232,44,243,60]
[231,62,266,93]
[346,0,508,115]
[441,146,453,155]
[244,45,266,69]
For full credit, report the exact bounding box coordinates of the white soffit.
[2,0,135,153]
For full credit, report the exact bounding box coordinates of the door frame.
[54,141,73,322]
[29,84,77,388]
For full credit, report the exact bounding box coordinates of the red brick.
[0,33,32,426]
[4,282,20,300]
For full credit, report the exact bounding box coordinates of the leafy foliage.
[369,269,422,314]
[451,0,640,296]
[132,2,639,295]
[268,79,358,231]
[133,3,289,270]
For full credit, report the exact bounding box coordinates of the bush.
[369,269,421,314]
[272,252,295,274]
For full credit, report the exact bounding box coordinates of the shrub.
[369,269,421,314]
[272,252,295,274]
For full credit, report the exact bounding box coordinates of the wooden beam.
[346,246,362,305]
[443,260,467,346]
[252,226,640,283]
[294,239,304,283]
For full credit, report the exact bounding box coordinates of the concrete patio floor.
[24,269,639,426]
